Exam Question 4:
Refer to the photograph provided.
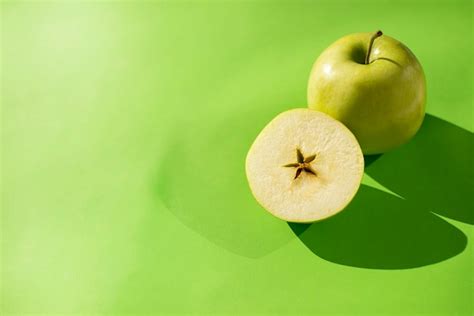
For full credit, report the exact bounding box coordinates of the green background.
[1,1,473,315]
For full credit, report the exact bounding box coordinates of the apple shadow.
[364,153,383,167]
[289,185,467,269]
[155,106,297,258]
[289,114,472,269]
[366,114,473,225]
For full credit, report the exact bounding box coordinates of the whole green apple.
[307,31,426,154]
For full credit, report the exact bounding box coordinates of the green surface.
[1,1,473,315]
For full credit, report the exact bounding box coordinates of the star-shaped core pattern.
[283,148,317,179]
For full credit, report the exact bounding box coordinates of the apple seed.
[283,148,318,179]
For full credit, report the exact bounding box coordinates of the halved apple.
[246,109,364,223]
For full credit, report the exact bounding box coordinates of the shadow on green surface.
[290,185,467,269]
[155,106,295,258]
[363,153,382,167]
[289,114,472,269]
[366,115,473,225]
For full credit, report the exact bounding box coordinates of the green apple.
[246,109,364,223]
[307,31,426,154]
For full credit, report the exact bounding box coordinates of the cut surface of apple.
[246,109,364,223]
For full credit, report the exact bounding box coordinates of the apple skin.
[307,32,426,154]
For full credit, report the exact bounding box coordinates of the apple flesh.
[246,109,364,223]
[307,31,426,154]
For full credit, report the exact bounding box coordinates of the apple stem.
[365,30,383,64]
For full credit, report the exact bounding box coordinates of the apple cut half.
[246,109,364,223]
